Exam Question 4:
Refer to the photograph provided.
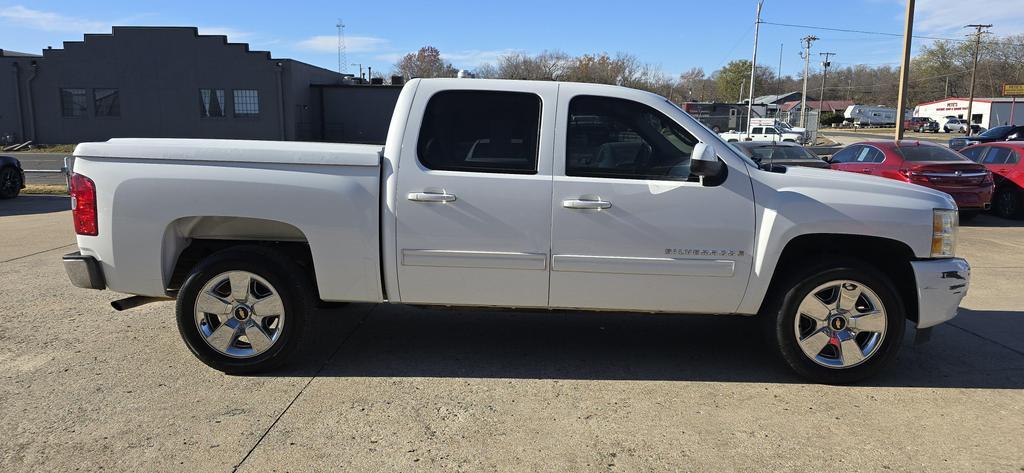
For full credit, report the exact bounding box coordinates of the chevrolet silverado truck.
[719,122,805,144]
[62,78,969,384]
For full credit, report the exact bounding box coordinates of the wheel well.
[763,234,920,323]
[167,239,317,295]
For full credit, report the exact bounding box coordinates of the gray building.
[2,27,348,145]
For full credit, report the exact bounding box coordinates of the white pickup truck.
[62,78,969,384]
[719,121,806,144]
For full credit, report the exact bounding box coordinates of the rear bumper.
[911,258,970,329]
[933,186,994,210]
[63,252,106,290]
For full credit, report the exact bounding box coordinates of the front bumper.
[63,252,106,290]
[910,258,970,328]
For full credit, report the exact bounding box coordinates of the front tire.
[762,259,905,384]
[176,246,313,374]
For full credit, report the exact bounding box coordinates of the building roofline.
[915,97,994,107]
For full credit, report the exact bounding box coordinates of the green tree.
[713,60,773,103]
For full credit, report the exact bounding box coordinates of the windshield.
[979,125,1011,138]
[745,145,820,162]
[895,145,968,162]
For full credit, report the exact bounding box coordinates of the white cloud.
[913,0,1024,36]
[0,5,108,33]
[296,35,389,53]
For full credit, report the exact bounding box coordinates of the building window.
[94,89,120,117]
[60,88,88,118]
[233,89,260,117]
[200,89,226,117]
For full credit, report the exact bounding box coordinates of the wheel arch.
[757,233,920,323]
[162,216,317,297]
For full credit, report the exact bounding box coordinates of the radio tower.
[336,19,347,74]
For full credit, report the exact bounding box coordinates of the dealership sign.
[1003,84,1024,96]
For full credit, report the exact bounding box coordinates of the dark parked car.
[730,141,830,169]
[948,125,1024,151]
[960,142,1024,219]
[0,155,26,199]
[829,141,994,218]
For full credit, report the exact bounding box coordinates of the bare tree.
[393,46,458,79]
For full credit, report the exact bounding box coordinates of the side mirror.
[691,142,723,178]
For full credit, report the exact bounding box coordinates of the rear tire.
[0,166,21,199]
[176,246,314,374]
[993,186,1024,219]
[761,258,905,384]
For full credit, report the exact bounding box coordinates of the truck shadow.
[283,304,1024,389]
[0,195,70,217]
[961,213,1024,228]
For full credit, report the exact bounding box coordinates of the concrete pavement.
[0,199,1022,471]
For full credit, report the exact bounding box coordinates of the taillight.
[898,168,927,183]
[982,171,994,185]
[70,173,98,236]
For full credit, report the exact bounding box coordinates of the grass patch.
[23,184,69,195]
[16,144,77,154]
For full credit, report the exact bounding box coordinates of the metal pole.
[894,0,915,141]
[818,52,835,130]
[739,79,745,104]
[799,35,818,128]
[1011,96,1017,125]
[777,43,783,95]
[964,24,992,135]
[746,0,764,131]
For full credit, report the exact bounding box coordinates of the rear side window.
[896,145,967,162]
[983,147,1014,165]
[417,91,541,174]
[566,95,697,181]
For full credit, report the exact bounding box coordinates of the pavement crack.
[947,321,1024,357]
[232,305,376,472]
[1,243,76,263]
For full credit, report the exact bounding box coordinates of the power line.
[761,20,1006,45]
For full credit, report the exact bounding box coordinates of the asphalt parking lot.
[1,195,1022,471]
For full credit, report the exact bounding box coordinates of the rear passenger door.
[393,81,557,307]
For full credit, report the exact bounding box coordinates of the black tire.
[993,186,1024,219]
[176,246,314,374]
[761,258,906,384]
[0,166,21,199]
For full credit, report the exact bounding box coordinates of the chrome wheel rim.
[793,280,887,369]
[194,271,285,359]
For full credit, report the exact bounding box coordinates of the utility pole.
[799,35,818,128]
[818,52,835,128]
[944,76,949,97]
[746,0,765,130]
[351,63,364,80]
[964,23,992,135]
[894,0,915,140]
[739,79,746,104]
[336,20,347,74]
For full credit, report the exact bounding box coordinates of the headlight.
[931,209,958,258]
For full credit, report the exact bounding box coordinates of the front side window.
[233,89,260,117]
[94,89,120,117]
[566,95,696,181]
[960,146,986,163]
[417,90,540,174]
[60,88,87,118]
[200,89,225,118]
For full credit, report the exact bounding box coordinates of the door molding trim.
[402,250,548,270]
[551,254,735,277]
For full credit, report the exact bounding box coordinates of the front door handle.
[562,198,611,210]
[408,191,456,203]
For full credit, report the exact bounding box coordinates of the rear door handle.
[562,198,612,210]
[408,191,456,203]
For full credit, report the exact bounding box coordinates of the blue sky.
[2,1,1021,78]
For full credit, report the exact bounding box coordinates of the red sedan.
[960,142,1024,219]
[829,141,994,218]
